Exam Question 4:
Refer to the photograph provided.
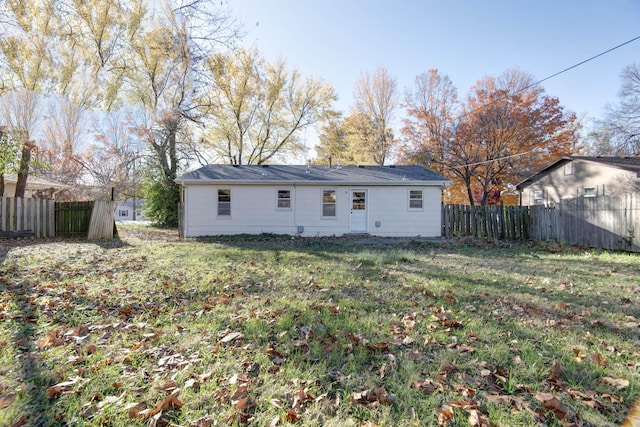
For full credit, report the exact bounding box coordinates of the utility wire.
[529,35,640,90]
[447,35,640,169]
[458,34,640,119]
[448,150,534,169]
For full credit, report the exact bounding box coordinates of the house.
[516,156,640,206]
[175,164,450,237]
[2,174,69,199]
[114,199,145,221]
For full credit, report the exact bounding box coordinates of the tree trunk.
[0,174,4,197]
[465,178,475,206]
[14,142,34,198]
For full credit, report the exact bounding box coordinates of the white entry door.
[350,190,368,233]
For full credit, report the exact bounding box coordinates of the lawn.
[0,225,639,426]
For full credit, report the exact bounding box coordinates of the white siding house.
[114,199,145,221]
[176,165,450,238]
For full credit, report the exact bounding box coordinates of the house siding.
[521,160,638,206]
[183,184,442,237]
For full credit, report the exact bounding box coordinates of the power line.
[458,34,640,119]
[447,35,640,170]
[447,150,534,169]
[530,35,640,89]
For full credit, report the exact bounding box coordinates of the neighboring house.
[114,199,145,221]
[2,175,69,199]
[516,156,640,206]
[175,164,450,237]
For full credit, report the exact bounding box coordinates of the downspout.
[293,183,300,236]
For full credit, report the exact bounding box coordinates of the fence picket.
[443,193,640,252]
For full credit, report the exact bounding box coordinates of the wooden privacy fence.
[55,201,94,237]
[56,200,115,239]
[0,196,55,237]
[443,193,640,252]
[0,198,115,239]
[529,193,640,252]
[442,204,530,241]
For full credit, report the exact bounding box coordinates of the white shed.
[175,164,450,238]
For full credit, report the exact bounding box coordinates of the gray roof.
[176,164,449,186]
[517,156,640,189]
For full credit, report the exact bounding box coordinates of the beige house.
[516,156,640,206]
[2,175,69,199]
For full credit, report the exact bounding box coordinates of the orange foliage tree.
[400,69,580,205]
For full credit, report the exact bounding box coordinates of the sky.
[231,0,640,147]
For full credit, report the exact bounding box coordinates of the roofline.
[515,157,572,190]
[516,156,640,190]
[176,179,451,186]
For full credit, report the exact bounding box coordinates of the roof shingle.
[176,164,449,185]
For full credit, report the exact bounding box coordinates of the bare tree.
[353,66,398,165]
[591,64,640,155]
[202,47,337,164]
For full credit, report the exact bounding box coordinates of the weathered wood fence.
[442,203,530,241]
[55,201,94,238]
[529,193,640,252]
[0,197,115,239]
[0,196,55,237]
[443,193,640,252]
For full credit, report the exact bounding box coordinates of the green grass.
[0,226,639,426]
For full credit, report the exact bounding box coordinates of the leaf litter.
[0,229,638,426]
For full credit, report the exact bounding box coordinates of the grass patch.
[0,227,638,426]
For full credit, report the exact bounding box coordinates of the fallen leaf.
[286,410,300,422]
[468,408,492,427]
[437,404,454,426]
[130,395,183,420]
[219,332,244,344]
[350,386,395,407]
[591,352,608,366]
[47,386,62,399]
[0,392,15,409]
[411,379,443,394]
[534,392,575,421]
[10,416,28,427]
[601,376,629,389]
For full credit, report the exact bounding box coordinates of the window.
[409,190,423,209]
[583,186,597,198]
[322,190,336,217]
[119,210,129,217]
[533,190,544,205]
[277,190,291,209]
[218,189,231,216]
[564,162,573,175]
[352,191,365,210]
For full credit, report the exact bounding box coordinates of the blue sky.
[232,0,640,128]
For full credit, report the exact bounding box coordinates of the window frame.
[564,162,573,175]
[322,189,336,218]
[533,190,545,205]
[408,189,424,210]
[217,189,231,216]
[276,189,291,210]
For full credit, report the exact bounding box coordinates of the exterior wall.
[3,183,57,199]
[183,184,443,237]
[2,183,17,198]
[114,202,145,221]
[521,161,639,206]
